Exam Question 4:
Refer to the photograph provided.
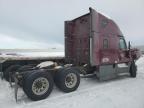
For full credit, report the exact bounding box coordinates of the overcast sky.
[0,0,144,49]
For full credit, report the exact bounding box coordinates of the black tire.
[23,70,54,101]
[22,70,35,92]
[16,65,34,87]
[54,67,80,93]
[4,65,21,81]
[130,61,137,78]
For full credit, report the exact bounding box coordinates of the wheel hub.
[65,73,77,88]
[35,81,43,88]
[32,77,49,95]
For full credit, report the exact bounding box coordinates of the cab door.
[118,36,130,63]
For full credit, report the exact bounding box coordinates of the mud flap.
[13,75,19,102]
[0,72,3,79]
[9,72,12,87]
[0,63,3,79]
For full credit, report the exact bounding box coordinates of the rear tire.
[4,65,21,82]
[23,70,54,101]
[130,61,137,78]
[54,67,80,93]
[16,65,34,87]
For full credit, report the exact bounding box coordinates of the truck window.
[119,38,127,50]
[103,39,108,48]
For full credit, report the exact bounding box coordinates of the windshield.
[119,38,127,50]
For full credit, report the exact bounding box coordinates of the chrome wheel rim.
[32,77,49,95]
[65,73,77,88]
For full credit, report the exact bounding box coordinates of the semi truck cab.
[65,7,140,80]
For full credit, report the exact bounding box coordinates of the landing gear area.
[2,62,81,101]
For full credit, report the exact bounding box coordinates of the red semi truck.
[0,8,140,101]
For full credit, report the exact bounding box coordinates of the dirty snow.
[0,56,144,108]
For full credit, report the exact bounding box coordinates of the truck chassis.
[0,53,137,101]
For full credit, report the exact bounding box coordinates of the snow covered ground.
[0,56,144,108]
